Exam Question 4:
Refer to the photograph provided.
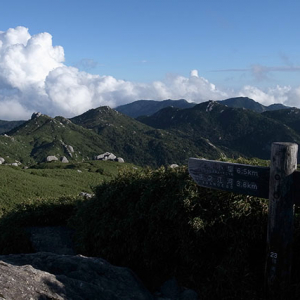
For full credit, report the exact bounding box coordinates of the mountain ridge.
[115,97,290,119]
[70,106,222,166]
[0,98,299,167]
[217,97,290,113]
[115,99,196,118]
[137,100,300,160]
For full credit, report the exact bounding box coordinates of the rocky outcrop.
[59,140,74,158]
[95,152,125,163]
[116,157,125,163]
[67,145,74,153]
[79,192,93,199]
[61,156,69,163]
[0,157,5,164]
[95,152,116,161]
[0,226,199,300]
[65,144,74,157]
[169,164,179,168]
[31,112,42,119]
[4,162,20,166]
[46,155,58,162]
[0,252,153,300]
[0,252,199,300]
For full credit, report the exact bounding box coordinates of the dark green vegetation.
[2,163,300,299]
[137,101,300,160]
[217,97,289,113]
[0,196,79,254]
[263,107,300,134]
[70,106,222,166]
[71,165,269,300]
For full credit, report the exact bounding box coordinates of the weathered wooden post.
[265,142,298,299]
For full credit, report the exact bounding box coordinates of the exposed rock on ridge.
[46,155,58,162]
[94,152,125,163]
[0,252,153,300]
[31,112,42,119]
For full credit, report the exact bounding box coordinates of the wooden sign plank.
[188,158,270,199]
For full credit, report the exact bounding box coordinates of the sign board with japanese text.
[188,158,270,199]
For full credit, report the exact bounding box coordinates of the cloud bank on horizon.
[0,26,299,120]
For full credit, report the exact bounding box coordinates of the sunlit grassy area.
[0,160,137,215]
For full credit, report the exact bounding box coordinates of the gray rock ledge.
[0,252,153,300]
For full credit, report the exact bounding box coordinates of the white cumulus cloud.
[238,85,294,107]
[0,27,229,120]
[190,69,199,77]
[0,26,300,120]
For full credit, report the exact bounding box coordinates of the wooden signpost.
[188,142,299,300]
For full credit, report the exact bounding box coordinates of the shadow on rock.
[0,252,154,300]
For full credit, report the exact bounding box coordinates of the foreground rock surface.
[0,252,153,300]
[0,227,199,299]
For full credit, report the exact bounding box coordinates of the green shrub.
[0,196,81,254]
[70,166,269,299]
[2,159,299,299]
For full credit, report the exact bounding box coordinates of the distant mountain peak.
[192,100,223,112]
[217,97,289,113]
[31,112,43,120]
[115,99,196,118]
[205,100,219,112]
[96,106,112,112]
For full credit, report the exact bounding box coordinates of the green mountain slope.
[218,97,267,112]
[263,108,300,134]
[1,113,113,165]
[70,106,223,166]
[137,101,300,159]
[0,108,224,167]
[1,100,297,168]
[218,97,289,112]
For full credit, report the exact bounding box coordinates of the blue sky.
[0,0,300,119]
